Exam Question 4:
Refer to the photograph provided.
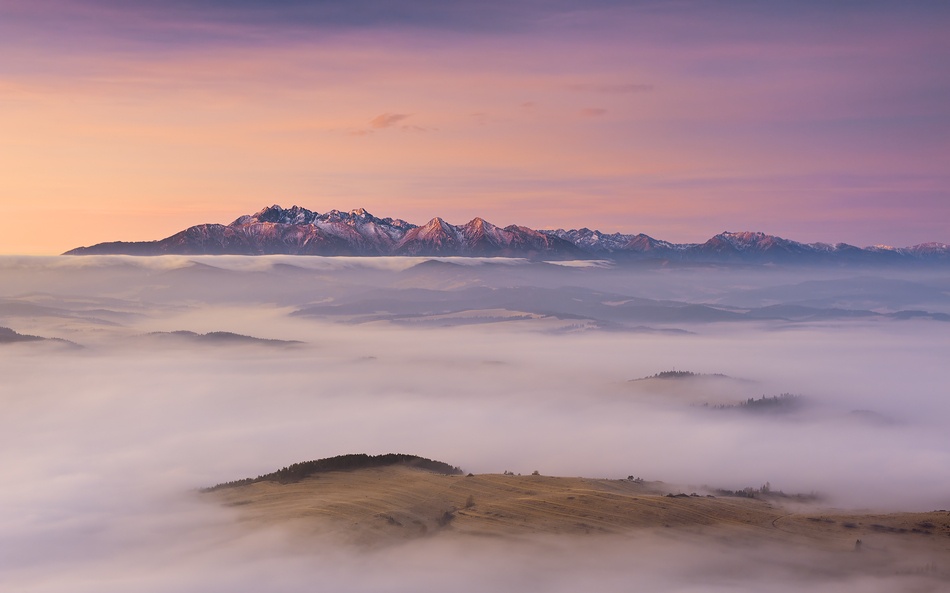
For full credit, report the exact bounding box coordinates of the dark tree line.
[205,453,462,491]
[705,393,804,413]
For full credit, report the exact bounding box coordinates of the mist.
[2,255,948,591]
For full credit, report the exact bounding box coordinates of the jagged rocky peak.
[328,207,393,226]
[714,231,768,246]
[420,216,452,232]
[624,233,670,251]
[702,231,796,252]
[233,204,318,226]
[409,217,461,244]
[463,217,500,232]
[321,208,357,223]
[382,216,416,230]
[907,242,950,255]
[541,226,647,254]
[720,231,768,242]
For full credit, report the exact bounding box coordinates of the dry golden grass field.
[208,463,950,582]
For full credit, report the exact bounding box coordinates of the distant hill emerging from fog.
[0,326,45,343]
[631,370,732,381]
[706,394,807,414]
[141,331,302,347]
[65,205,950,264]
[0,326,76,347]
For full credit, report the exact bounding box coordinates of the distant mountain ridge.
[65,205,950,264]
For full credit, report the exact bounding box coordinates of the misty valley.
[2,255,949,592]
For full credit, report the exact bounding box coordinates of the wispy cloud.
[580,107,607,117]
[568,83,653,94]
[370,113,411,129]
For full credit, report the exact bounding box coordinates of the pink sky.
[0,1,947,254]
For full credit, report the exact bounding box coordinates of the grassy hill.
[204,455,950,576]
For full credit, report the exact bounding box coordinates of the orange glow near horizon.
[1,3,948,253]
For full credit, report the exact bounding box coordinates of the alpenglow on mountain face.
[64,205,949,264]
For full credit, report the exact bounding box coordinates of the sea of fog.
[1,255,948,591]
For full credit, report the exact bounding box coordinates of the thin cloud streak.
[369,112,411,129]
[568,82,652,93]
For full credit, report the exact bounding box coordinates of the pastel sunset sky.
[1,1,947,254]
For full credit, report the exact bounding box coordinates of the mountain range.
[65,205,950,264]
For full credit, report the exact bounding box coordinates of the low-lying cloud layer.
[1,256,948,590]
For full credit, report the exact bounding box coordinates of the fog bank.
[2,256,948,590]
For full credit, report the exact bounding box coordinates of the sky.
[1,0,948,254]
